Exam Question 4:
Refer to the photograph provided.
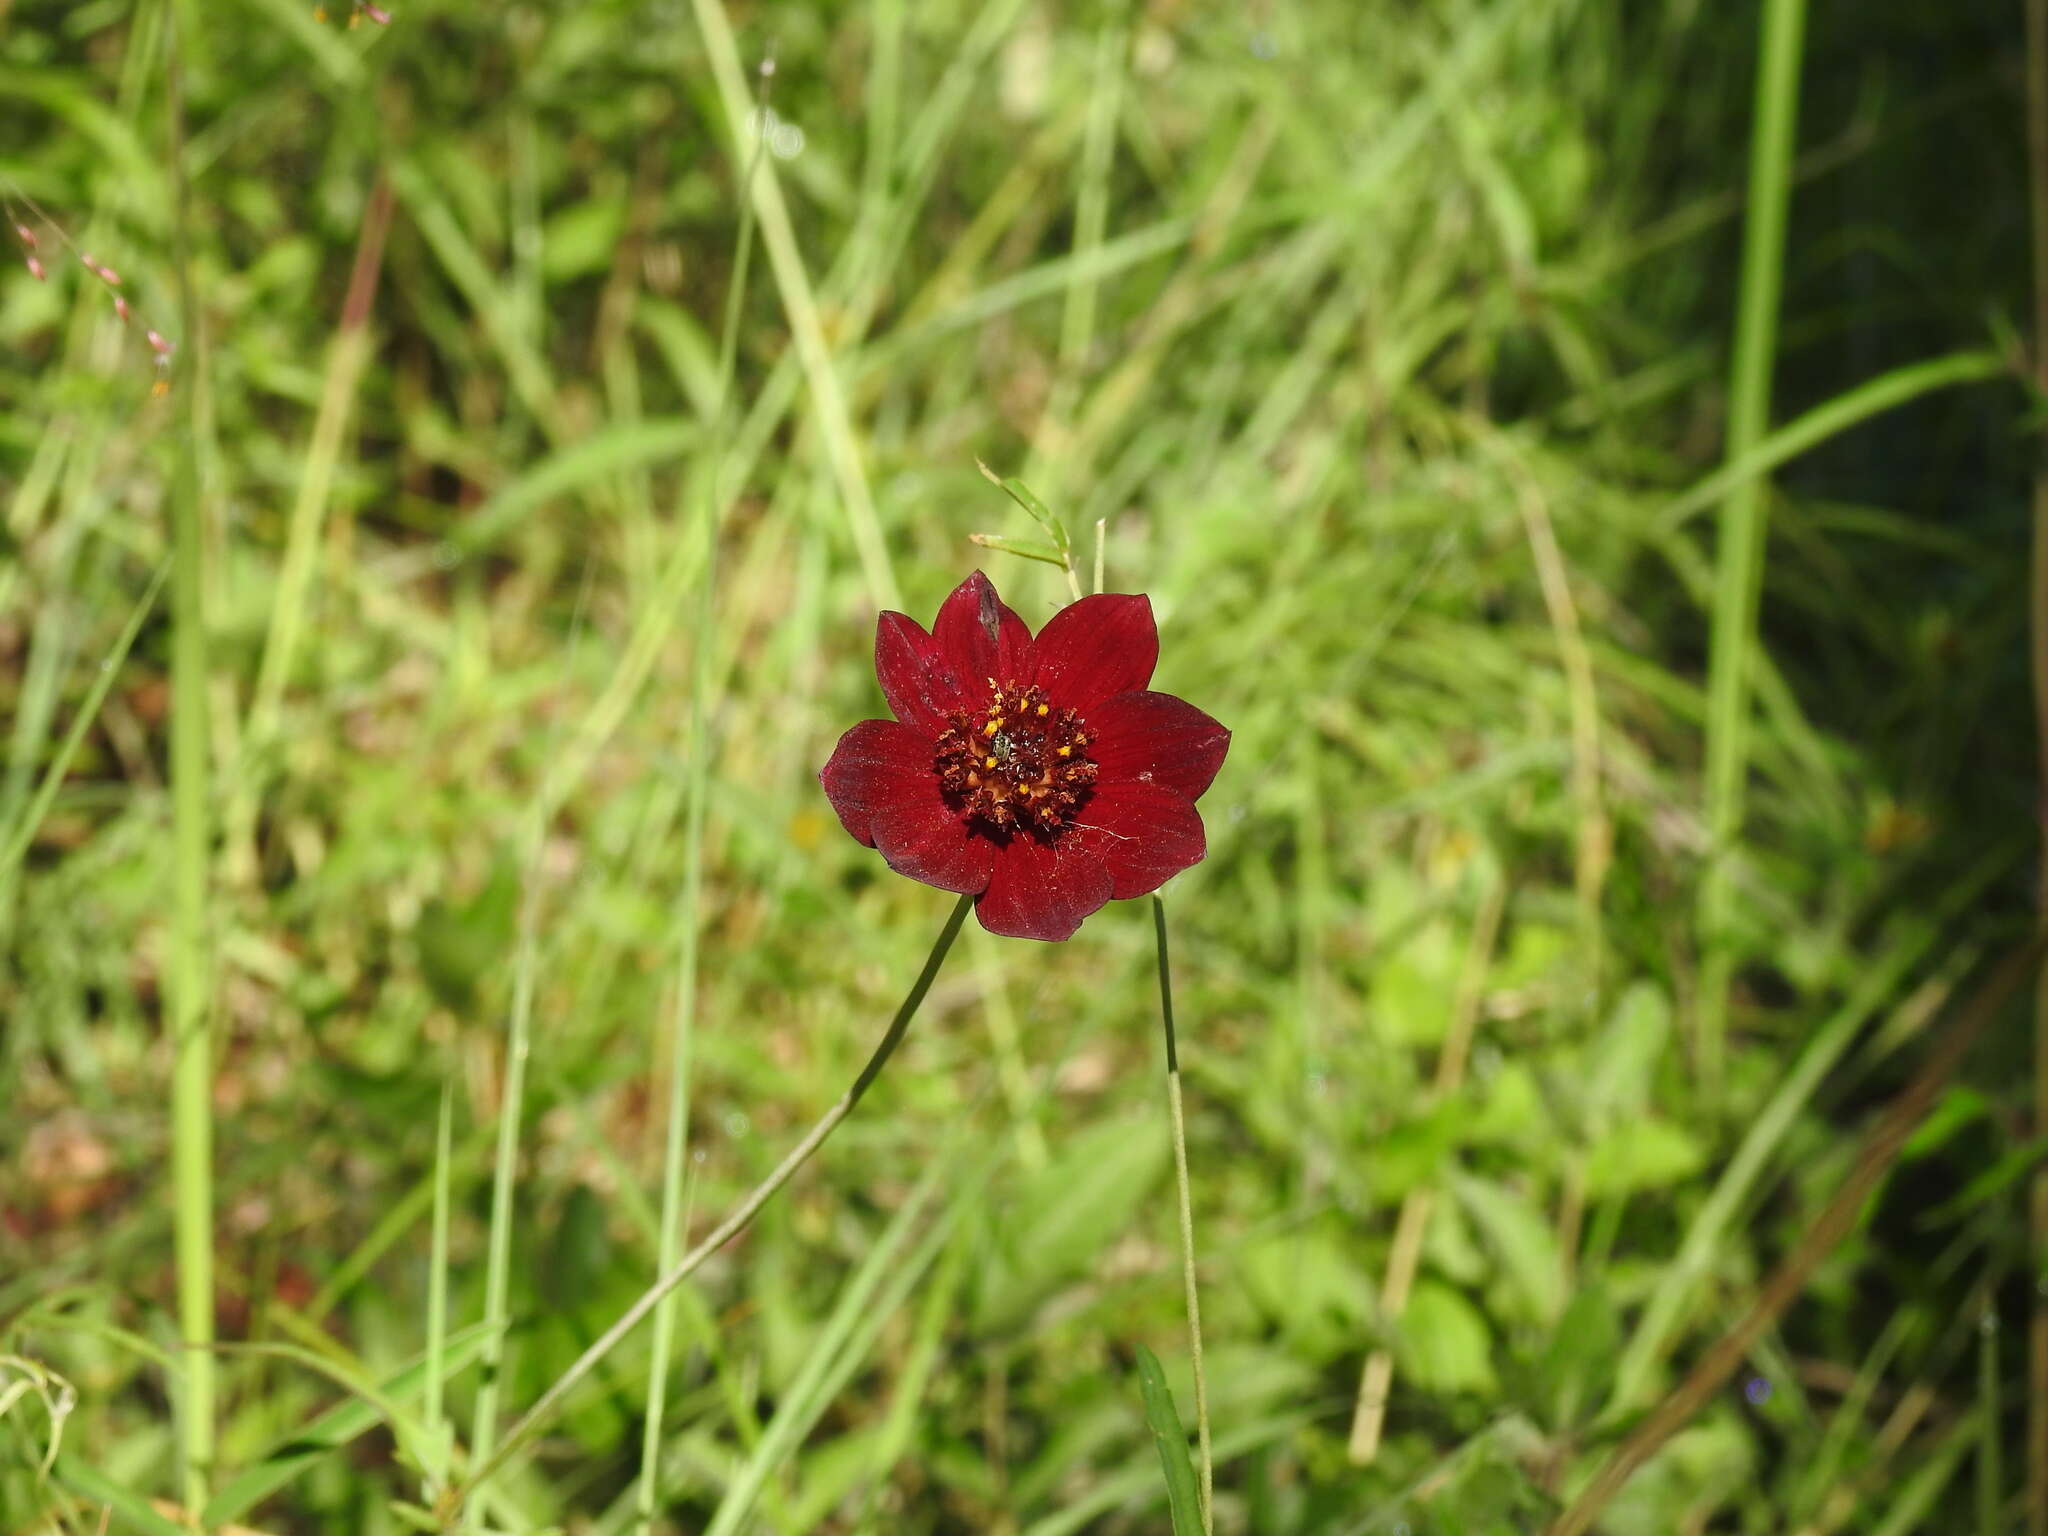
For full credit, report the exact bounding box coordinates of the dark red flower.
[821,572,1230,941]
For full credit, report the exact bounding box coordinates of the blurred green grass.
[0,0,2038,1532]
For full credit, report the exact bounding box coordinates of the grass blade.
[203,1323,497,1526]
[1695,0,1809,1094]
[164,6,216,1512]
[0,561,165,880]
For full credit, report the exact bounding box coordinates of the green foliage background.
[0,0,2036,1531]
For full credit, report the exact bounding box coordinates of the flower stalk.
[439,891,974,1523]
[1155,894,1212,1534]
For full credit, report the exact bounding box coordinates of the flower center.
[934,681,1096,833]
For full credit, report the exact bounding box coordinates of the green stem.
[1697,0,1807,1097]
[443,892,974,1522]
[424,1076,455,1492]
[1154,894,1212,1535]
[165,3,214,1513]
[465,813,547,1525]
[638,54,770,1533]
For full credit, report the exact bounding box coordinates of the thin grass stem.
[689,0,899,611]
[1697,0,1807,1097]
[466,559,600,1524]
[636,52,771,1534]
[164,3,214,1513]
[442,891,974,1522]
[1549,942,2042,1536]
[1152,894,1211,1535]
[424,1077,455,1494]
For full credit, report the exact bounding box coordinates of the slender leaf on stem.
[203,1323,498,1526]
[1134,1345,1204,1536]
[968,532,1068,567]
[977,460,1074,561]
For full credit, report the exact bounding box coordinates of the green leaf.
[1584,1118,1707,1197]
[1656,349,2007,532]
[1133,1345,1204,1536]
[1584,982,1671,1123]
[1399,1280,1498,1394]
[203,1322,497,1526]
[1239,1222,1373,1352]
[976,461,1073,557]
[1916,1136,2048,1228]
[52,1456,190,1536]
[1900,1086,1988,1162]
[968,532,1068,567]
[1535,1283,1622,1432]
[1453,1175,1564,1323]
[975,1116,1167,1330]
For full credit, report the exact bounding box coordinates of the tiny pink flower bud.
[114,295,132,323]
[26,255,45,281]
[364,3,391,22]
[146,328,173,355]
[14,223,36,250]
[96,264,122,287]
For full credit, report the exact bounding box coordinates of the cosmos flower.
[821,572,1230,941]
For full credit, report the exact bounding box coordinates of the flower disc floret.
[933,683,1097,832]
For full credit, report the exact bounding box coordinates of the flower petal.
[819,720,994,894]
[1086,690,1231,802]
[1029,593,1158,709]
[974,830,1114,942]
[1069,780,1207,899]
[874,611,971,732]
[932,571,1032,691]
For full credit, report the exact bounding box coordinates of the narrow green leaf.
[1658,349,2006,533]
[203,1322,497,1526]
[52,1456,190,1536]
[0,563,167,878]
[446,418,699,556]
[968,532,1067,567]
[1134,1345,1204,1536]
[976,460,1072,556]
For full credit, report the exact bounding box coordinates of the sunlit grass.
[0,0,2036,1532]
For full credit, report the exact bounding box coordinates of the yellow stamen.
[985,755,999,769]
[1058,745,1072,757]
[983,718,1003,736]
[1036,702,1049,716]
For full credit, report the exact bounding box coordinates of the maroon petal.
[874,611,972,732]
[1086,690,1231,802]
[1029,593,1158,709]
[819,720,994,894]
[933,571,1032,691]
[974,831,1114,942]
[1069,780,1207,899]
